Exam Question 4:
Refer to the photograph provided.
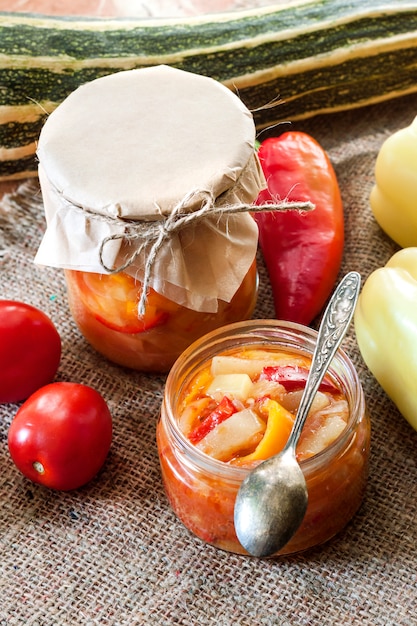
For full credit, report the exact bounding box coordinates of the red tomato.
[8,382,112,491]
[0,300,61,403]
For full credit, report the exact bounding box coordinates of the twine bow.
[98,189,314,316]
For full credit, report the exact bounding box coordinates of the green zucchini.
[1,0,417,181]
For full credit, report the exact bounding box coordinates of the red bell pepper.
[188,395,236,444]
[260,365,339,394]
[254,132,344,325]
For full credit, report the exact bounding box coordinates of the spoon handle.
[286,271,361,451]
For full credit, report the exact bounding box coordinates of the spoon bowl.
[234,447,307,557]
[234,271,361,557]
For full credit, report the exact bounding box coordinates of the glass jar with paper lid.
[34,65,274,372]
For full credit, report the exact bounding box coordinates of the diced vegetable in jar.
[196,408,266,461]
[206,373,253,402]
[179,349,349,464]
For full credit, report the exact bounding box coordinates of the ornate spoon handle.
[286,271,361,450]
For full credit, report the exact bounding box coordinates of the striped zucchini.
[1,0,417,181]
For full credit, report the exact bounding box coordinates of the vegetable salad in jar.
[64,262,257,371]
[34,65,271,371]
[157,321,370,556]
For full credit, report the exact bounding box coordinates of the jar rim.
[162,319,366,482]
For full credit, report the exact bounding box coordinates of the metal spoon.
[234,271,361,557]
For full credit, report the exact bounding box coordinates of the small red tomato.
[0,300,61,403]
[8,382,112,491]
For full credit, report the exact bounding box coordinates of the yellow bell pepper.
[370,116,417,248]
[232,398,294,465]
[354,248,417,431]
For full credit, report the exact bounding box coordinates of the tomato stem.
[33,461,45,474]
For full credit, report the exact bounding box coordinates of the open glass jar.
[157,320,370,556]
[34,65,266,371]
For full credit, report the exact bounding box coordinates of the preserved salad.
[177,349,349,464]
[65,262,257,371]
[157,321,370,556]
[34,66,266,372]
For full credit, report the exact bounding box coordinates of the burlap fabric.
[1,93,417,625]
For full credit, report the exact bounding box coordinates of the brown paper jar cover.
[34,65,266,371]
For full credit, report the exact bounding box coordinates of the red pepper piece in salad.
[254,132,344,325]
[72,270,171,333]
[260,365,339,394]
[188,395,237,444]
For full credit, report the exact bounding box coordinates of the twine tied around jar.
[97,189,314,316]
